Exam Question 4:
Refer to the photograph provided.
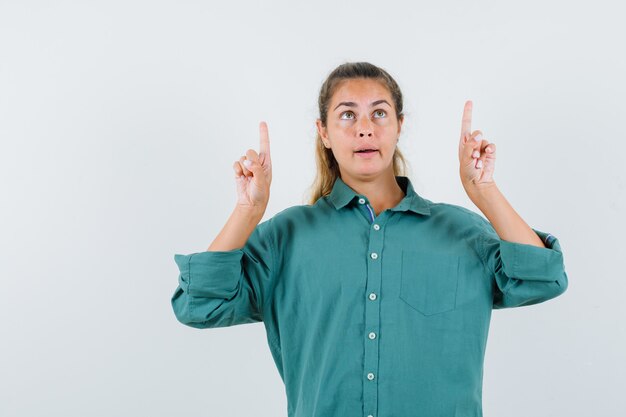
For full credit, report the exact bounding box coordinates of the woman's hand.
[458,100,496,188]
[233,121,273,211]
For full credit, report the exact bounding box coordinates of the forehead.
[331,78,391,104]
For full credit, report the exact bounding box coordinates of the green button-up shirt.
[171,175,568,417]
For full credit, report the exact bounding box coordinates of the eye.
[373,109,387,118]
[340,111,355,120]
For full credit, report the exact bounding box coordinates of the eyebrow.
[333,99,391,111]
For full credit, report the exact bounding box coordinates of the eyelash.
[340,110,387,120]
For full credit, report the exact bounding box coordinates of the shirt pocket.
[399,249,460,316]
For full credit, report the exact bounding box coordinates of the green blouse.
[171,175,568,417]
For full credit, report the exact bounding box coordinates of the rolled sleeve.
[170,218,275,329]
[479,223,569,309]
[174,251,244,298]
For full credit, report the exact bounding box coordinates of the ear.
[397,114,404,136]
[316,119,328,141]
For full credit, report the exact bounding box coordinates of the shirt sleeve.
[170,218,275,329]
[476,218,569,309]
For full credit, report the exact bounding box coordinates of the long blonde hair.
[305,62,411,205]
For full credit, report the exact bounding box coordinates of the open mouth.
[355,149,378,153]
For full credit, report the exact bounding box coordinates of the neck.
[341,172,406,216]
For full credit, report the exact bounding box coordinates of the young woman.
[171,62,568,417]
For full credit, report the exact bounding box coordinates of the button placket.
[363,211,386,417]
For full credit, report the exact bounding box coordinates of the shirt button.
[369,292,377,301]
[367,372,375,380]
[373,224,380,230]
[358,198,366,204]
[370,252,378,260]
[368,332,376,339]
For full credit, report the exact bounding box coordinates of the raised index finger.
[461,100,472,138]
[259,121,270,157]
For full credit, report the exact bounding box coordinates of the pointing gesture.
[458,100,496,186]
[233,121,273,211]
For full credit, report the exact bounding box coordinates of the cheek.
[326,121,348,137]
[378,118,397,129]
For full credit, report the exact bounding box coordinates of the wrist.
[234,204,266,220]
[463,180,499,205]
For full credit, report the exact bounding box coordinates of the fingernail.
[472,150,480,158]
[474,133,482,142]
[243,160,252,167]
[476,159,483,169]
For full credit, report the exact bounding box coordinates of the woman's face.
[316,77,403,181]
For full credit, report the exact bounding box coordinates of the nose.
[357,117,373,137]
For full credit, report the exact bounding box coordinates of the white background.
[1,1,624,416]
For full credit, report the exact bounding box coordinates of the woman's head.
[307,62,409,204]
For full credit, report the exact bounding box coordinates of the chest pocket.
[399,249,460,316]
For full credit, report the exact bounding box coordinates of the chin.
[353,167,384,177]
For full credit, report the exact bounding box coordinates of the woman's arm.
[171,121,274,328]
[457,100,547,247]
[457,102,567,308]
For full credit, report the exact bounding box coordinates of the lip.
[354,150,379,158]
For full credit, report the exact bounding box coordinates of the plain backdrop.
[1,1,624,416]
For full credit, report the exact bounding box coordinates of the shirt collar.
[327,175,431,216]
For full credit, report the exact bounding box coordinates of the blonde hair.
[306,62,411,205]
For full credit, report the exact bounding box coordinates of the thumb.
[463,132,483,160]
[243,158,267,185]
